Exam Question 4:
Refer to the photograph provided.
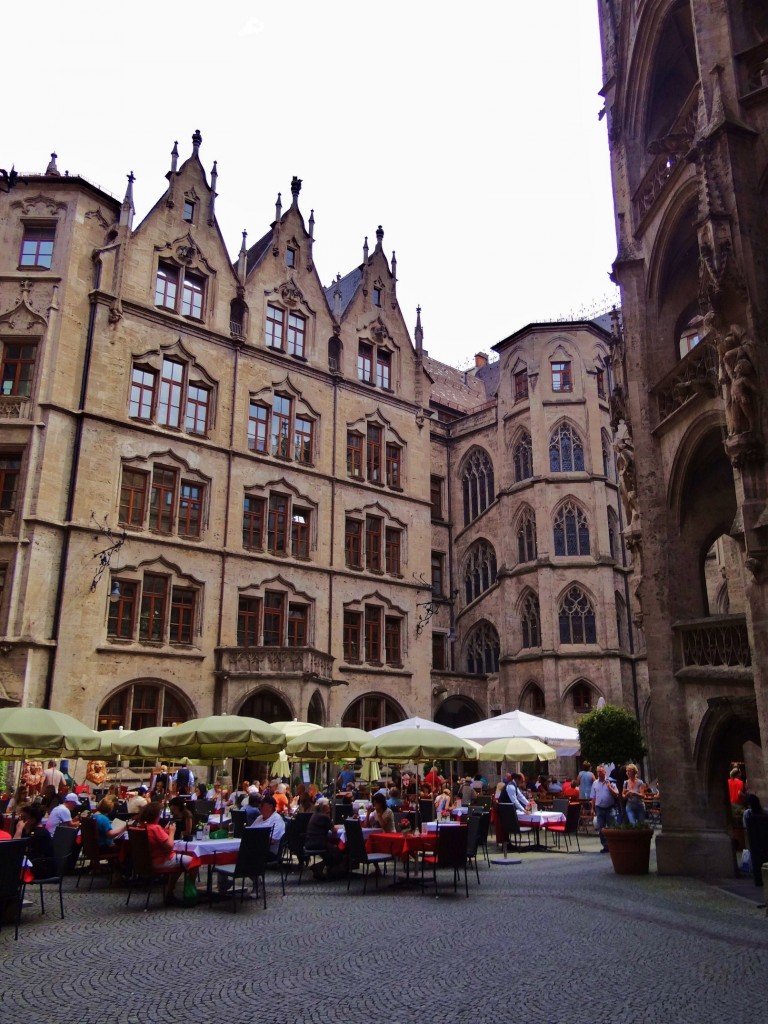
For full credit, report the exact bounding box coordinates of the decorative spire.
[363,236,369,263]
[375,225,384,251]
[307,208,315,269]
[272,193,282,256]
[391,250,397,298]
[170,140,179,174]
[239,229,248,256]
[290,176,302,207]
[45,152,59,176]
[275,192,282,220]
[208,160,218,225]
[414,305,423,353]
[333,273,343,318]
[120,171,135,229]
[192,129,202,155]
[237,229,248,282]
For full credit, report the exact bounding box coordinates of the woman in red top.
[138,801,196,905]
[728,768,745,809]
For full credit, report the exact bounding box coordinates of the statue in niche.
[613,421,640,530]
[717,324,760,437]
[21,760,44,795]
[85,759,108,786]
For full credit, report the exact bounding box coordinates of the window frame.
[243,494,266,549]
[345,517,363,569]
[19,223,55,269]
[0,343,37,398]
[551,361,573,393]
[237,596,261,647]
[514,369,529,402]
[265,304,285,351]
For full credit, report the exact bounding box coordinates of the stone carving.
[717,323,760,436]
[85,759,108,785]
[612,421,640,531]
[21,759,44,794]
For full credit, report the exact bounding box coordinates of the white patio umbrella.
[456,709,579,756]
[368,716,458,736]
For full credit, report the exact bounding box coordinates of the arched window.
[513,432,533,482]
[328,335,342,373]
[615,592,628,649]
[558,586,597,644]
[521,682,545,716]
[241,689,292,722]
[463,541,498,604]
[602,429,614,479]
[607,506,620,561]
[466,622,500,675]
[97,681,192,731]
[342,693,403,731]
[517,507,537,563]
[553,500,590,556]
[570,679,594,713]
[462,449,495,526]
[307,690,325,725]
[549,423,585,472]
[520,592,541,648]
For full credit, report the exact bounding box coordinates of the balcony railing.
[675,616,751,670]
[736,40,768,98]
[632,86,699,226]
[230,320,244,339]
[217,645,334,681]
[0,396,31,419]
[651,340,719,428]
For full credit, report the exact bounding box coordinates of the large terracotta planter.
[603,827,653,875]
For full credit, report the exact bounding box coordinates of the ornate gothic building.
[0,136,644,767]
[597,0,768,874]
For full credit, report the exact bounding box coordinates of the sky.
[4,1,619,368]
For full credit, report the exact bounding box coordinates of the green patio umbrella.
[158,714,286,760]
[359,727,480,762]
[0,706,101,758]
[477,737,557,761]
[285,726,370,759]
[111,726,170,759]
[271,720,323,741]
[95,729,134,757]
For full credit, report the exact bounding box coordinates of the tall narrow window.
[466,622,500,674]
[517,509,537,563]
[385,444,401,488]
[549,424,585,472]
[107,581,137,639]
[432,633,446,670]
[180,271,204,318]
[551,361,572,392]
[431,551,444,595]
[155,263,179,310]
[182,199,195,223]
[178,482,203,538]
[385,528,401,575]
[345,518,363,568]
[513,432,533,482]
[558,587,597,644]
[237,596,261,646]
[430,476,443,519]
[294,415,313,464]
[267,494,289,554]
[553,501,590,556]
[0,455,21,511]
[358,343,373,384]
[158,359,185,428]
[365,605,381,661]
[271,395,292,458]
[139,574,168,641]
[347,432,363,479]
[461,449,494,526]
[287,313,306,358]
[149,467,177,533]
[596,369,606,399]
[343,611,361,661]
[365,516,382,571]
[367,425,382,483]
[119,469,148,527]
[243,495,266,548]
[19,225,55,269]
[248,402,268,453]
[1,344,37,397]
[170,587,195,643]
[287,604,308,646]
[291,507,310,558]
[286,247,296,268]
[185,385,209,436]
[514,369,529,401]
[463,541,497,602]
[520,592,541,648]
[130,367,156,420]
[263,591,285,646]
[384,617,401,666]
[376,350,391,389]
[266,304,285,349]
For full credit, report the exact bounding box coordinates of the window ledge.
[97,643,205,660]
[338,664,413,677]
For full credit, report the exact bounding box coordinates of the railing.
[676,616,751,670]
[651,340,719,427]
[217,646,334,681]
[632,87,699,225]
[0,396,31,419]
[229,320,244,338]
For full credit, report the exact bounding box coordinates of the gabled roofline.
[493,319,613,351]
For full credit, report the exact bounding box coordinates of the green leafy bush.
[578,704,646,768]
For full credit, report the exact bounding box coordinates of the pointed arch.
[515,504,537,564]
[557,584,597,645]
[462,538,498,605]
[553,497,591,557]
[512,429,533,482]
[549,422,585,473]
[460,446,495,526]
[518,588,541,649]
[464,620,500,675]
[563,677,602,715]
[520,680,546,717]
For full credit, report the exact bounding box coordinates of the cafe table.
[173,836,240,898]
[516,810,565,850]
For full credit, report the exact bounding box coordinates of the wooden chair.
[34,826,79,919]
[420,825,470,897]
[343,818,396,893]
[77,815,121,890]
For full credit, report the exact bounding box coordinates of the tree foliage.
[577,704,646,767]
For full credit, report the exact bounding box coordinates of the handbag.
[182,870,198,908]
[210,828,228,840]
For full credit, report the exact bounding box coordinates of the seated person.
[14,804,55,879]
[561,778,580,799]
[272,784,290,816]
[434,788,452,819]
[167,796,195,840]
[243,792,262,826]
[138,800,195,905]
[126,786,149,816]
[547,778,563,793]
[247,793,285,859]
[366,793,396,832]
[304,797,343,879]
[45,791,81,834]
[386,787,403,811]
[93,796,127,848]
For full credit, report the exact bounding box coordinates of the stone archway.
[238,687,293,723]
[434,695,483,729]
[695,696,762,831]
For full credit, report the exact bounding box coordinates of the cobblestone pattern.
[2,837,766,1024]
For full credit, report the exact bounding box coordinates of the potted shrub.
[603,821,654,875]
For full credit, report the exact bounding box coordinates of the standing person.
[622,764,648,824]
[42,760,65,793]
[578,761,596,801]
[728,767,745,815]
[173,761,194,796]
[590,765,619,852]
[59,760,77,793]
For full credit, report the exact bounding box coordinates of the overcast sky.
[5,1,618,368]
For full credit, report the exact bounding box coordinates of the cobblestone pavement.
[2,835,766,1024]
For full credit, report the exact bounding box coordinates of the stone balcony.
[674,615,753,682]
[632,85,698,229]
[651,340,719,430]
[0,395,32,420]
[215,645,334,683]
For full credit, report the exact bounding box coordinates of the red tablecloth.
[367,831,438,861]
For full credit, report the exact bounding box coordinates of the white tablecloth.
[518,811,565,825]
[173,837,240,858]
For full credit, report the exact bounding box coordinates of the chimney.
[474,352,488,369]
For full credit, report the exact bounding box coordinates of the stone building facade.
[597,0,768,874]
[0,136,646,771]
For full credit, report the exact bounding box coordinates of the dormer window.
[373,286,382,307]
[155,261,206,320]
[286,247,296,268]
[182,200,195,224]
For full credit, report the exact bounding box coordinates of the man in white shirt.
[45,792,80,834]
[248,793,285,857]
